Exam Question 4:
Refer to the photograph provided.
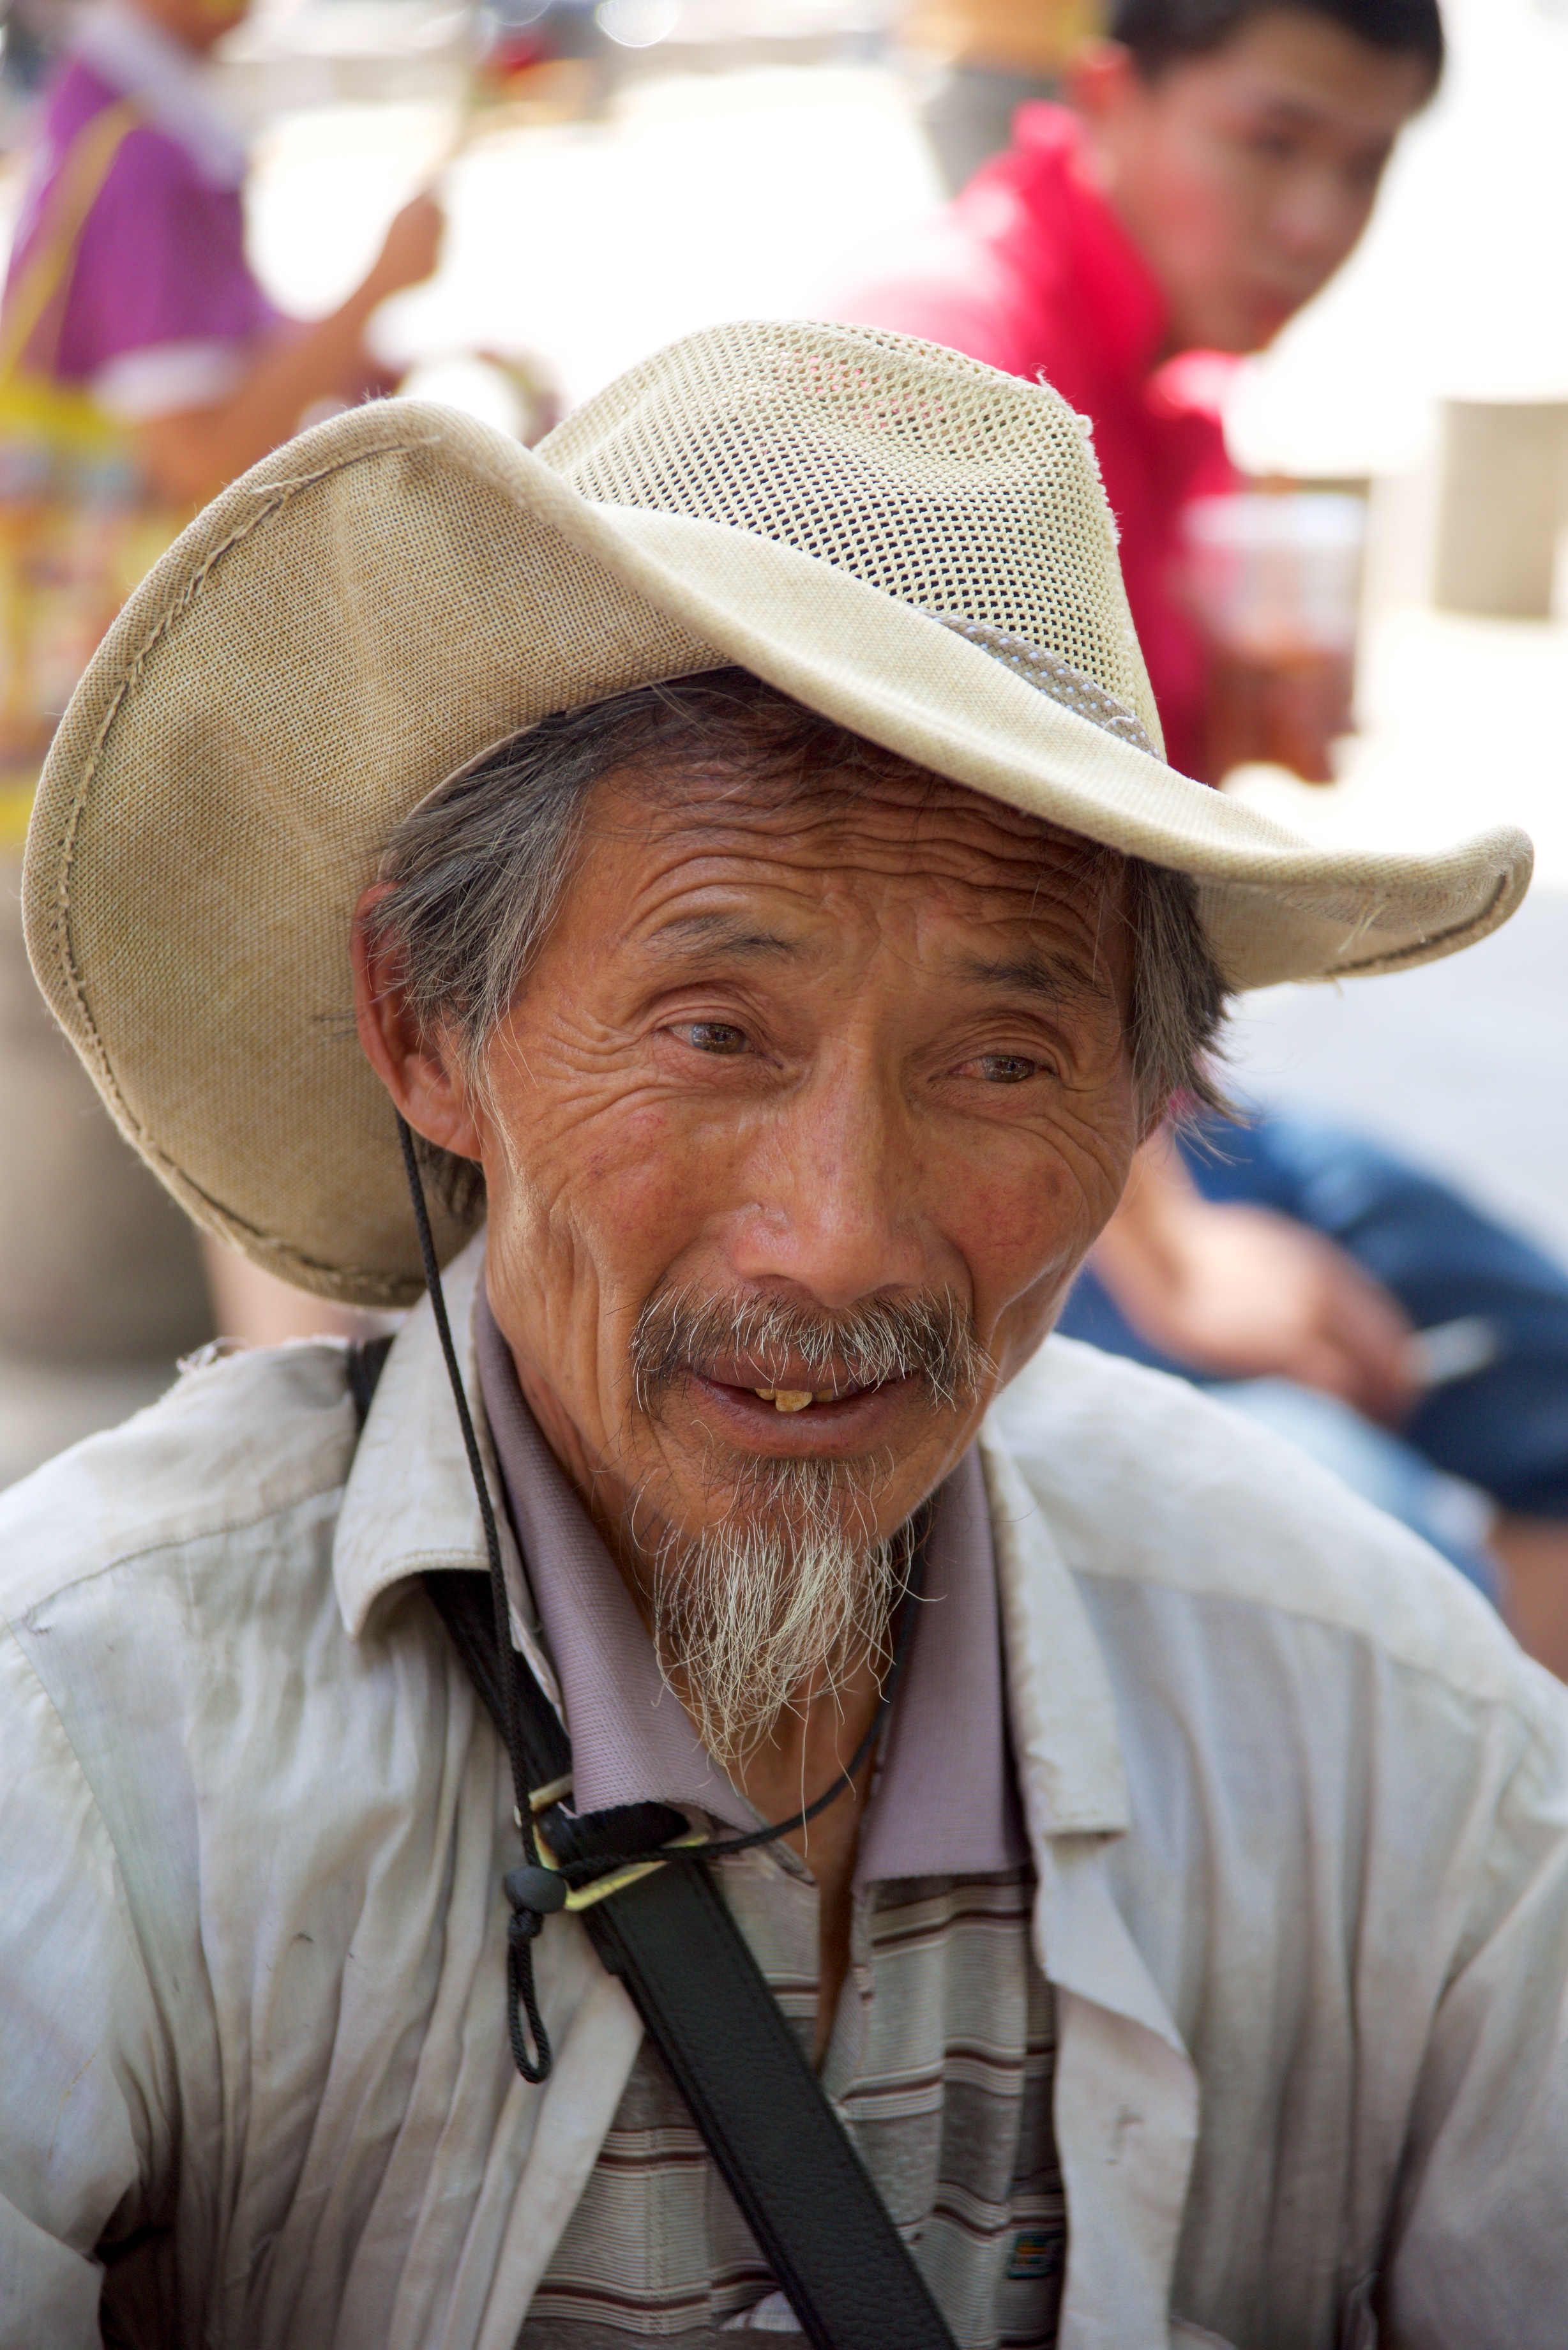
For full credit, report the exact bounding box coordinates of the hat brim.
[24,402,1533,1305]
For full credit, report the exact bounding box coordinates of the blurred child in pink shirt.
[4,0,442,507]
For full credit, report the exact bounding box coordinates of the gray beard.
[642,1459,904,1771]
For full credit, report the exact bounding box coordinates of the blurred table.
[1226,608,1568,1265]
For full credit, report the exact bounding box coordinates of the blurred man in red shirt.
[839,0,1568,1673]
[846,0,1437,777]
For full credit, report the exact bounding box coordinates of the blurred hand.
[1092,1146,1419,1428]
[361,191,446,308]
[355,362,403,402]
[1202,648,1354,787]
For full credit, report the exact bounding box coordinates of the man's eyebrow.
[645,913,808,961]
[1252,90,1367,135]
[956,948,1112,1006]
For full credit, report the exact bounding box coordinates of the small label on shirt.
[1006,2229,1063,2283]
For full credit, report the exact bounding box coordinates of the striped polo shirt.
[477,1301,1064,2347]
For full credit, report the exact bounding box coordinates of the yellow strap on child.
[0,96,143,388]
[0,96,155,840]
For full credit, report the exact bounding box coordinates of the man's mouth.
[629,1286,992,1433]
[695,1361,886,1421]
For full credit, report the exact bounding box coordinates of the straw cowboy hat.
[22,319,1531,1308]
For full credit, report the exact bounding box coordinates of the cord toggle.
[506,1863,569,1921]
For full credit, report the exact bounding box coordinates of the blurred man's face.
[1073,6,1435,354]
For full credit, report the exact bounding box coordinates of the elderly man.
[4,323,1567,2350]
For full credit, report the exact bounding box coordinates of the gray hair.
[365,670,1231,1206]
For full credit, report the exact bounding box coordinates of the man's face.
[468,761,1142,1592]
[1075,8,1435,354]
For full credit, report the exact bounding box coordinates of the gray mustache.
[630,1286,994,1416]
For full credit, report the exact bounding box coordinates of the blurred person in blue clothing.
[1067,1110,1568,1625]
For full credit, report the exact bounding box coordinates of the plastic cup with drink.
[1180,490,1366,785]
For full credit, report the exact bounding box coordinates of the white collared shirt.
[4,1235,1568,2349]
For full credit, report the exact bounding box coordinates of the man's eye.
[681,1021,750,1056]
[976,1054,1038,1085]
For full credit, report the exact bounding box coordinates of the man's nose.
[729,1061,932,1311]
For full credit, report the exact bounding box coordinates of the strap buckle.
[516,1774,709,1911]
[539,1822,711,1912]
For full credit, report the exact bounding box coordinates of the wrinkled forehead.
[578,743,1129,911]
[544,755,1138,1022]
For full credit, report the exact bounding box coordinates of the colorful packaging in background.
[1180,490,1366,785]
[0,384,175,843]
[0,98,182,846]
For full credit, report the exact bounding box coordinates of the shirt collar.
[334,1232,568,1725]
[474,1285,1027,1883]
[74,0,248,188]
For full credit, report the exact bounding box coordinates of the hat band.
[928,611,1154,755]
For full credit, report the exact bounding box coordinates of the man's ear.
[1066,37,1145,137]
[351,883,484,1163]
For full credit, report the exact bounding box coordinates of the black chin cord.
[395,1114,926,2084]
[397,1115,554,2082]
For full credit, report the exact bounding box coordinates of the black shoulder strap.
[349,1340,957,2350]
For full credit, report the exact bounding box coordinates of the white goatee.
[645,1460,902,1771]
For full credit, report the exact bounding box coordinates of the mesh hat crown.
[24,319,1531,1304]
[546,322,1161,750]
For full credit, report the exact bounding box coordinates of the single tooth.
[772,1390,813,1413]
[813,1391,835,1403]
[755,1388,776,1401]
